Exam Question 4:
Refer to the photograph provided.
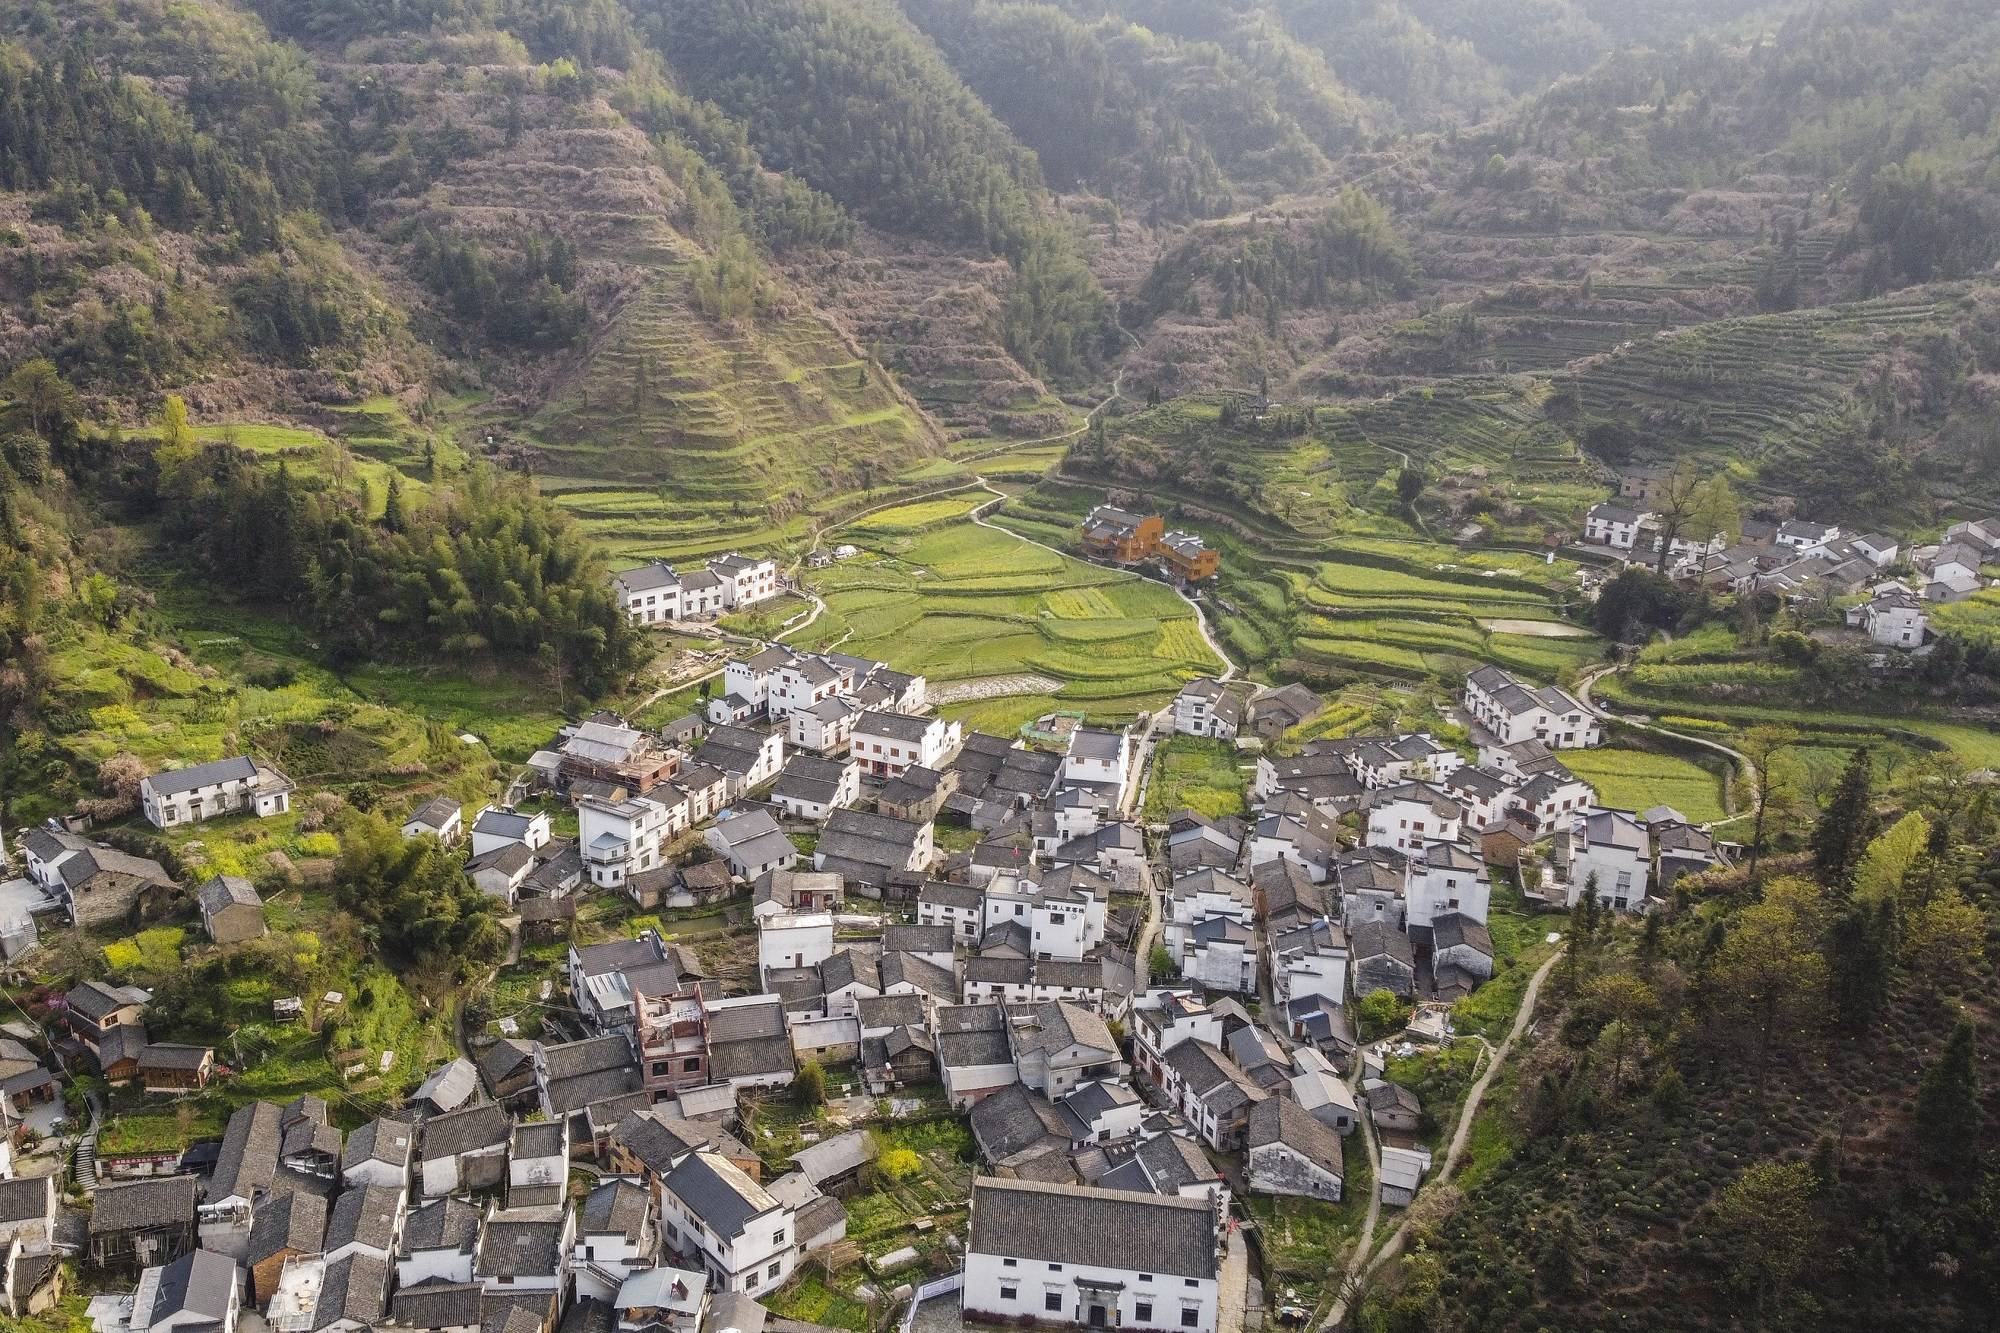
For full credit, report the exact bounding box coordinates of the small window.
[1002,1259,1017,1268]
[1139,1274,1153,1283]
[1045,1293,1064,1313]
[1049,1263,1063,1272]
[1184,1279,1199,1288]
[1181,1309,1199,1328]
[1136,1303,1153,1323]
[1000,1287,1018,1302]
[768,1261,782,1279]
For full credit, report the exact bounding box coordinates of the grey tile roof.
[91,1173,197,1233]
[0,1176,50,1226]
[970,1083,1071,1163]
[580,1179,652,1242]
[196,875,262,915]
[1430,912,1493,956]
[1350,920,1414,968]
[401,1196,483,1255]
[854,711,935,743]
[853,993,928,1031]
[917,880,983,912]
[879,951,955,1000]
[210,1099,282,1202]
[391,1279,486,1330]
[314,1251,389,1331]
[144,755,258,798]
[326,1183,404,1254]
[149,1249,239,1326]
[247,1189,326,1265]
[792,1130,876,1185]
[475,1208,567,1279]
[663,1151,778,1239]
[421,1103,510,1160]
[1247,1096,1343,1180]
[969,1177,1218,1279]
[416,1058,480,1111]
[1134,1133,1216,1194]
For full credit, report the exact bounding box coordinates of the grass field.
[1560,746,1728,823]
[1145,736,1250,821]
[800,517,1221,721]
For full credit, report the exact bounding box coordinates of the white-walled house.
[140,756,292,829]
[1270,920,1348,1010]
[1174,679,1241,740]
[707,809,799,881]
[1364,784,1464,856]
[1063,727,1130,796]
[1584,502,1647,550]
[1463,666,1600,749]
[787,697,859,756]
[758,914,834,983]
[1846,583,1931,649]
[657,1150,796,1295]
[1567,810,1652,910]
[614,563,684,625]
[402,799,463,845]
[963,1178,1222,1333]
[709,554,780,609]
[916,880,985,943]
[469,806,552,858]
[850,712,959,780]
[982,873,1104,961]
[572,1178,660,1303]
[1129,989,1223,1087]
[580,796,676,891]
[1406,841,1489,928]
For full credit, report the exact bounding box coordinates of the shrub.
[1358,988,1411,1040]
[877,1147,921,1181]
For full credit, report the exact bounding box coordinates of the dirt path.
[1328,948,1566,1326]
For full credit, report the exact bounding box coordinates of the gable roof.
[91,1174,197,1233]
[969,1177,1217,1279]
[326,1182,403,1254]
[663,1150,779,1238]
[144,755,259,797]
[1246,1096,1344,1180]
[400,1196,482,1255]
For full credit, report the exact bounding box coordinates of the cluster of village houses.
[0,508,1759,1333]
[1583,469,2000,652]
[0,577,1766,1333]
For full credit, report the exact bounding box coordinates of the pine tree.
[153,393,197,477]
[1914,1018,1980,1160]
[1826,898,1893,1030]
[382,473,408,534]
[1812,747,1876,887]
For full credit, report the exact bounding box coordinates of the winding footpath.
[1574,663,1755,827]
[1324,946,1566,1330]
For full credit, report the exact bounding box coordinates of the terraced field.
[1594,664,2000,770]
[994,477,1600,687]
[1563,285,1995,513]
[1561,747,1728,824]
[532,279,936,499]
[798,511,1222,724]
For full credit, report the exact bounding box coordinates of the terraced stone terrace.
[528,276,938,504]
